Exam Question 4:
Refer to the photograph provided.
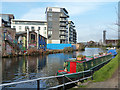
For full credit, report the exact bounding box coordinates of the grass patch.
[93,50,120,82]
[78,85,87,88]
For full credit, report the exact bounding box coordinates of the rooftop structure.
[0,14,15,27]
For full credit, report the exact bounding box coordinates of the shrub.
[63,47,74,52]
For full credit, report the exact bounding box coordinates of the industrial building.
[103,30,118,46]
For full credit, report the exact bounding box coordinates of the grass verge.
[93,50,120,82]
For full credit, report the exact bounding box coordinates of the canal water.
[1,48,106,88]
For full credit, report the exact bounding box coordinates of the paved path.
[86,66,119,88]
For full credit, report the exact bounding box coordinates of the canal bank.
[1,48,105,89]
[2,43,85,58]
[2,47,78,58]
[71,49,120,89]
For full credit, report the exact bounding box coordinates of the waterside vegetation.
[93,49,120,82]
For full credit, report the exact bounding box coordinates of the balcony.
[59,18,67,22]
[60,14,69,18]
[60,37,66,40]
[59,23,67,27]
[59,32,66,36]
[59,27,67,31]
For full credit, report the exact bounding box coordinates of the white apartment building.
[11,19,47,38]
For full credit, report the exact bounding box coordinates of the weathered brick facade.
[0,27,16,57]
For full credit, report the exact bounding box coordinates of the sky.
[1,1,119,42]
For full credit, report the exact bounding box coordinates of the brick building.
[105,39,118,46]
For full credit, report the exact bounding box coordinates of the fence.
[0,70,92,90]
[0,56,112,89]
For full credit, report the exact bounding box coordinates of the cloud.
[16,2,117,42]
[54,2,100,16]
[20,2,99,20]
[20,7,46,20]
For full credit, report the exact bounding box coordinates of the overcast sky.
[1,0,119,42]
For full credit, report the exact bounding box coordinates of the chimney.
[103,30,106,45]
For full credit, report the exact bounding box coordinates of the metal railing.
[0,56,112,89]
[0,70,92,90]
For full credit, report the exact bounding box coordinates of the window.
[48,22,52,27]
[44,31,46,34]
[48,17,52,21]
[49,8,52,11]
[38,27,40,30]
[31,27,35,30]
[25,26,29,30]
[44,27,46,30]
[48,31,52,35]
[13,26,16,28]
[48,36,51,39]
[19,26,21,30]
[31,34,35,43]
[48,13,52,16]
[48,27,52,30]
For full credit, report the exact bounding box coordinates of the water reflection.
[2,48,105,88]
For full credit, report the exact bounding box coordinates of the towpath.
[86,66,119,88]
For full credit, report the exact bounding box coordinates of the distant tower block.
[103,30,106,45]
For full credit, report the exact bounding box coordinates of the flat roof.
[0,14,14,15]
[12,19,47,23]
[46,7,68,13]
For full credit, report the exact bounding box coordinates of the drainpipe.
[26,28,29,50]
[37,30,39,49]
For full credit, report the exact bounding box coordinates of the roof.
[0,14,14,16]
[12,19,47,23]
[46,7,68,14]
[106,39,118,41]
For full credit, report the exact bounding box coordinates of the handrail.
[0,70,91,87]
[48,76,92,89]
[0,56,112,89]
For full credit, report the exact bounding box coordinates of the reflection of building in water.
[2,56,47,82]
[45,53,74,75]
[37,55,46,71]
[27,56,38,73]
[2,57,20,82]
